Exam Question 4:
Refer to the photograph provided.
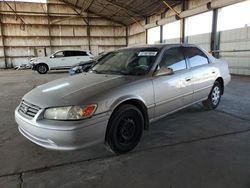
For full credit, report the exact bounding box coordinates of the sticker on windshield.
[138,51,158,56]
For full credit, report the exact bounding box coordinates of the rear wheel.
[106,104,144,154]
[202,81,222,110]
[37,64,48,74]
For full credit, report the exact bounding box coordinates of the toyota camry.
[15,44,231,154]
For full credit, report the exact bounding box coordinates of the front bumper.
[15,108,110,150]
[31,64,36,70]
[69,68,77,75]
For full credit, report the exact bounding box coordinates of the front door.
[50,51,66,68]
[153,47,194,119]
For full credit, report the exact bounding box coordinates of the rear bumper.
[15,108,109,150]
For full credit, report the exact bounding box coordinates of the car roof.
[54,50,89,53]
[118,43,200,51]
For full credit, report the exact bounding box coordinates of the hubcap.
[38,66,46,73]
[118,117,136,144]
[211,86,220,105]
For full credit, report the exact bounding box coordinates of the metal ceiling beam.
[82,0,95,12]
[104,0,145,19]
[94,0,144,28]
[60,0,126,26]
[162,0,181,19]
[75,0,79,6]
[97,3,109,14]
[88,10,126,26]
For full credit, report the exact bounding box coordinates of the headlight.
[72,66,80,71]
[44,104,97,120]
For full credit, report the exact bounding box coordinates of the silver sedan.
[15,44,231,154]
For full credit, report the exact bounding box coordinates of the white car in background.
[30,50,93,74]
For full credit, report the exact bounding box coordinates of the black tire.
[106,104,144,154]
[37,64,48,74]
[202,81,222,110]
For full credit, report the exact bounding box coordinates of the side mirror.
[154,66,174,76]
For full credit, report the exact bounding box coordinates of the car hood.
[30,57,48,63]
[23,73,137,108]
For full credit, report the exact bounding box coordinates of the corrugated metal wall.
[186,33,211,51]
[0,0,126,68]
[128,21,146,46]
[220,26,250,75]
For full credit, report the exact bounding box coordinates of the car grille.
[18,100,40,118]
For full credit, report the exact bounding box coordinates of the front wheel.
[37,64,48,74]
[106,104,144,154]
[202,81,222,110]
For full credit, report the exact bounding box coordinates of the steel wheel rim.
[211,86,220,105]
[118,117,136,145]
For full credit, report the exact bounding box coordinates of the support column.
[160,25,163,43]
[0,14,6,68]
[86,16,91,51]
[47,2,52,55]
[180,0,188,43]
[126,26,128,46]
[160,12,164,43]
[145,17,148,44]
[211,9,220,58]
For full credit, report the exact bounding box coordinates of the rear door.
[153,47,194,118]
[78,51,91,62]
[63,51,78,67]
[184,47,216,102]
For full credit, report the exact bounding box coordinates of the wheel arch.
[215,77,224,95]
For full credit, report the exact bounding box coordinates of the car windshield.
[89,47,160,75]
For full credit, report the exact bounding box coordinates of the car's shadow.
[47,70,69,74]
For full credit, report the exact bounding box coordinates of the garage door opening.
[147,26,160,44]
[163,20,181,44]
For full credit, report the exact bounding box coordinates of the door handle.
[185,76,192,82]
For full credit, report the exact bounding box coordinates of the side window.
[64,51,84,57]
[63,51,72,57]
[53,51,64,58]
[68,51,88,56]
[185,47,209,68]
[80,51,88,56]
[160,47,186,72]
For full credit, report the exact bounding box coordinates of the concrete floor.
[0,70,250,188]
